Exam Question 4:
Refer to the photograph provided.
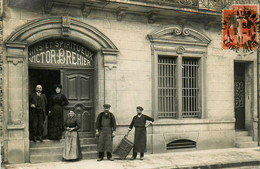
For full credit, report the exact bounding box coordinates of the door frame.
[3,16,119,163]
[234,61,255,135]
[234,62,246,130]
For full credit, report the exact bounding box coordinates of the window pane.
[182,58,200,118]
[158,56,177,118]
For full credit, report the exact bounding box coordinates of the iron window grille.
[182,58,200,118]
[158,56,201,118]
[158,56,177,118]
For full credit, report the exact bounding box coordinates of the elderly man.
[126,106,154,160]
[96,104,116,161]
[29,85,47,142]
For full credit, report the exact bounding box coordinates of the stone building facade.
[1,0,260,164]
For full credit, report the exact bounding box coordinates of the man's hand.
[145,121,153,127]
[96,131,99,137]
[48,111,51,116]
[30,104,36,108]
[125,129,131,137]
[112,132,116,138]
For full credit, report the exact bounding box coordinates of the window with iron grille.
[158,56,200,118]
[158,56,177,118]
[182,58,200,118]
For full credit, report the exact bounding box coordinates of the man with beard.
[29,85,47,142]
[126,106,154,160]
[96,104,116,161]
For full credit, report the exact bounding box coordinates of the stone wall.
[0,1,3,163]
[2,2,259,162]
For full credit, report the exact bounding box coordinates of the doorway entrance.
[29,68,95,139]
[234,63,245,130]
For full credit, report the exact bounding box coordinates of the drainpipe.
[257,49,260,146]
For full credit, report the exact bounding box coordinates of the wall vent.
[167,139,196,150]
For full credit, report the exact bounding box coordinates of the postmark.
[222,5,259,54]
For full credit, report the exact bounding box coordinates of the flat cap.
[103,104,111,108]
[136,106,144,111]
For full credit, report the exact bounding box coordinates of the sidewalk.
[3,147,260,169]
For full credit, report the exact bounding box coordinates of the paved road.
[226,166,260,169]
[4,147,260,169]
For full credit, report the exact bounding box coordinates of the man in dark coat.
[96,104,116,161]
[29,85,47,142]
[126,106,154,160]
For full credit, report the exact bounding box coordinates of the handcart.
[114,136,133,160]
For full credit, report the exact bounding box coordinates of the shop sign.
[28,39,94,67]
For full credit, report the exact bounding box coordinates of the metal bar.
[169,58,172,113]
[196,61,198,112]
[163,58,166,113]
[193,60,195,112]
[188,60,190,113]
[173,60,175,113]
[159,58,160,113]
[166,58,169,113]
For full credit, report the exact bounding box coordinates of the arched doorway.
[3,16,118,163]
[28,38,96,139]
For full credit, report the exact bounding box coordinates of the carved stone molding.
[62,16,71,37]
[5,42,26,49]
[44,0,54,14]
[176,46,185,54]
[82,4,92,18]
[148,11,159,24]
[7,57,23,65]
[148,26,211,46]
[7,124,25,130]
[116,7,127,21]
[102,49,119,69]
[5,17,118,52]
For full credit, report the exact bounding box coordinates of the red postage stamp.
[222,5,258,51]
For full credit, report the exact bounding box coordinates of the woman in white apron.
[63,110,82,161]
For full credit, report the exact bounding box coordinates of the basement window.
[167,139,196,150]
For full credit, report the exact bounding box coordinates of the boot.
[38,136,43,142]
[33,136,37,143]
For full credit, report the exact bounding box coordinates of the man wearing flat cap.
[126,106,154,160]
[96,104,116,161]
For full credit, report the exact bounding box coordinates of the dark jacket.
[96,112,116,131]
[129,114,154,129]
[29,92,48,115]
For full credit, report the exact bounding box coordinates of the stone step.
[235,131,249,136]
[235,142,258,148]
[30,151,98,163]
[30,138,96,148]
[79,132,94,138]
[30,144,97,155]
[235,136,253,142]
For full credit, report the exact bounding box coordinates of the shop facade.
[1,0,259,164]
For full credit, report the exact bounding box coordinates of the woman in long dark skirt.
[48,84,69,140]
[63,110,82,161]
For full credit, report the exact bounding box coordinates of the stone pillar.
[3,42,29,163]
[102,49,118,116]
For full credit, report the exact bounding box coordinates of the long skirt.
[63,131,82,160]
[97,127,113,152]
[48,104,64,140]
[133,127,147,153]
